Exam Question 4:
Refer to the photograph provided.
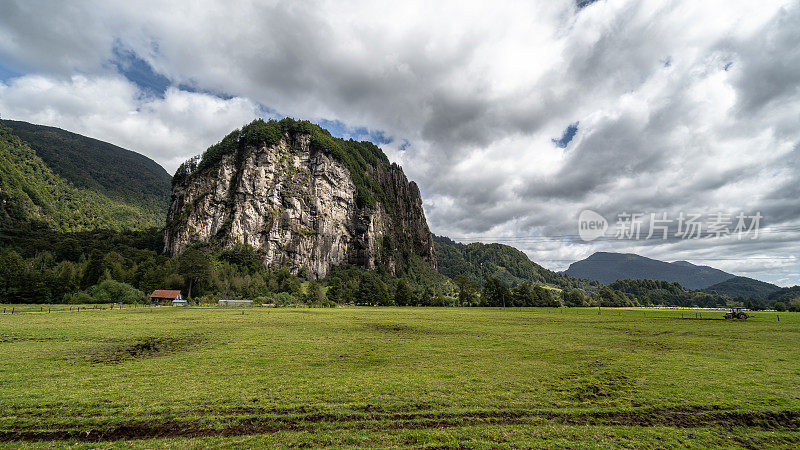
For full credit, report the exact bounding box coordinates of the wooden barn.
[149,290,183,306]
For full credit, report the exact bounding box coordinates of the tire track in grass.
[2,407,799,442]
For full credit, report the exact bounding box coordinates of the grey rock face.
[165,132,435,278]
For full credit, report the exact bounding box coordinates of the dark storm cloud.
[729,6,800,114]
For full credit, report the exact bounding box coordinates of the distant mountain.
[564,252,734,289]
[701,276,781,299]
[0,120,170,231]
[433,235,599,292]
[671,261,695,268]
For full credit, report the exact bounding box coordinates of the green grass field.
[1,306,799,448]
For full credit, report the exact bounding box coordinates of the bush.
[303,281,326,304]
[275,292,297,306]
[774,302,786,312]
[254,296,272,306]
[66,292,94,304]
[562,289,589,307]
[88,280,147,304]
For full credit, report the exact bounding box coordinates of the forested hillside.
[701,276,781,300]
[433,235,599,292]
[0,120,170,228]
[0,125,161,231]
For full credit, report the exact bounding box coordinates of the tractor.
[724,307,749,320]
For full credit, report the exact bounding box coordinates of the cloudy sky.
[1,0,798,285]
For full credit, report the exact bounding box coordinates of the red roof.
[150,290,182,299]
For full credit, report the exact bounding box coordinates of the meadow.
[0,306,798,448]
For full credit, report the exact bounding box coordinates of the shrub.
[88,280,147,304]
[275,292,296,306]
[66,292,94,304]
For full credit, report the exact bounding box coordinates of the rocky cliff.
[165,118,435,278]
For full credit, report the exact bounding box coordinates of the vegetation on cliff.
[174,118,391,209]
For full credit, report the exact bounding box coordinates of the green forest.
[5,222,798,310]
[0,120,171,219]
[0,121,170,231]
[0,125,166,231]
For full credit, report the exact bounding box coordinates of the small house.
[150,290,182,306]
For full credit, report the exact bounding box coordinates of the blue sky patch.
[178,82,236,100]
[111,44,170,97]
[552,122,579,148]
[0,61,23,83]
[317,118,393,145]
[576,0,600,9]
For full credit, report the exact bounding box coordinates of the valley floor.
[1,307,798,448]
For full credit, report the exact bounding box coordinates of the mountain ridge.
[564,251,734,289]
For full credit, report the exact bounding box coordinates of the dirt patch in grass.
[2,407,799,443]
[549,360,635,402]
[84,335,205,364]
[570,371,633,401]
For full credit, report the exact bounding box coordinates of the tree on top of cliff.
[173,118,393,209]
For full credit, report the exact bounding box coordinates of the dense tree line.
[1,224,796,309]
[768,286,800,312]
[0,225,452,306]
[607,278,794,310]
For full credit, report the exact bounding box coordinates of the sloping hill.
[564,252,734,289]
[433,235,598,291]
[0,119,170,224]
[766,286,800,305]
[701,276,781,299]
[0,123,166,231]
